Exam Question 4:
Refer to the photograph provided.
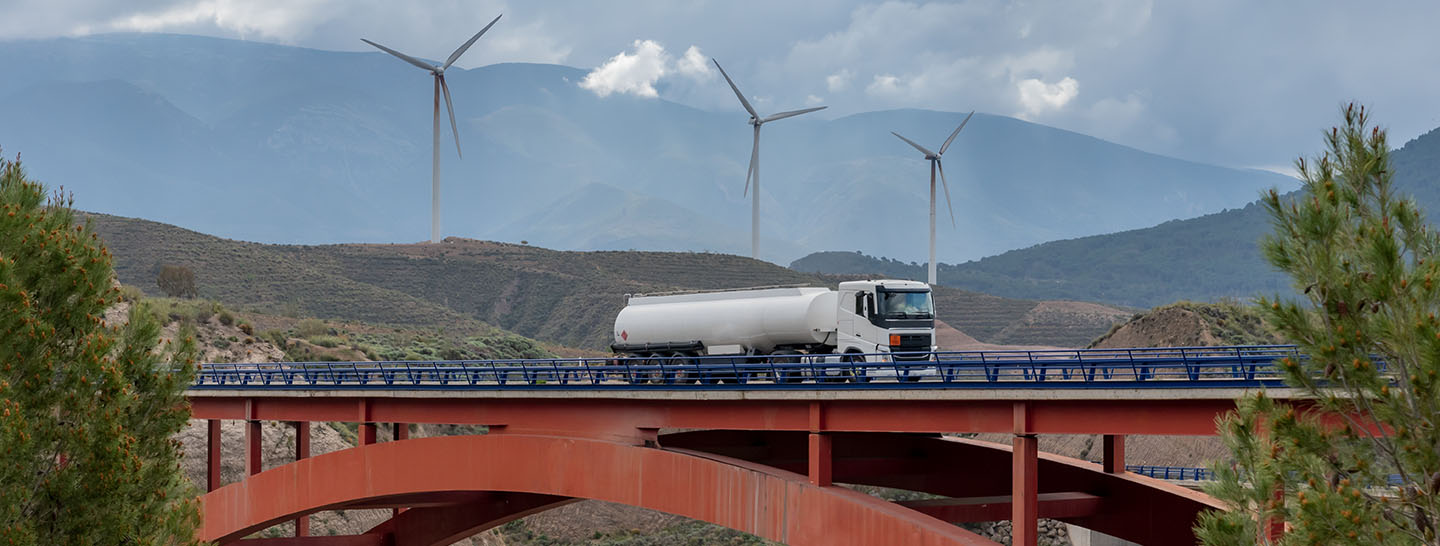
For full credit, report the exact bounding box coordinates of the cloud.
[805,94,824,106]
[579,40,712,99]
[866,74,901,97]
[579,39,669,98]
[1016,77,1078,118]
[79,0,327,41]
[826,69,853,92]
[675,45,713,81]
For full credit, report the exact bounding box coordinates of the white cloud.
[84,0,326,41]
[826,69,853,92]
[675,45,713,81]
[1016,76,1078,118]
[866,74,901,97]
[805,94,824,106]
[579,39,669,98]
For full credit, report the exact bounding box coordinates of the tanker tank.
[613,286,839,355]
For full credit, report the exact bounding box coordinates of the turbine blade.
[939,110,975,156]
[443,13,502,70]
[891,132,935,157]
[440,74,461,158]
[745,129,759,197]
[761,106,826,123]
[361,38,436,72]
[936,159,956,228]
[712,59,759,119]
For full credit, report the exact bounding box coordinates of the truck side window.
[854,292,865,316]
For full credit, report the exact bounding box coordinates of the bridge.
[190,345,1306,545]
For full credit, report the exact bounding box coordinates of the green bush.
[309,335,343,348]
[295,318,327,338]
[217,310,234,326]
[117,284,145,303]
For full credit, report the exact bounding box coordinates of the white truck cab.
[835,279,937,360]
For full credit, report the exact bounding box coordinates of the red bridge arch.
[202,433,994,545]
[201,430,1220,545]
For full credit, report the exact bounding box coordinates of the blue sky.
[4,0,1439,171]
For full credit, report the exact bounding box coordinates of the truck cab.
[835,279,936,360]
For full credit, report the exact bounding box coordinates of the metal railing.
[190,345,1308,390]
[1122,465,1406,487]
[1125,465,1215,481]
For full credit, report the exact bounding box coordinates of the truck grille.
[893,334,932,359]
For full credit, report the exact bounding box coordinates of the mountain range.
[0,33,1293,264]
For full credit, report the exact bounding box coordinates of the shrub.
[238,322,253,336]
[155,264,196,298]
[309,335,342,348]
[217,310,234,326]
[295,318,327,338]
[117,284,145,302]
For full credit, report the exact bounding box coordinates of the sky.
[4,0,1439,172]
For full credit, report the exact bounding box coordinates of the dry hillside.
[89,213,1130,349]
[1089,300,1281,348]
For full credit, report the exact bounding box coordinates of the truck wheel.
[771,351,806,384]
[670,352,699,384]
[843,353,870,383]
[641,353,668,385]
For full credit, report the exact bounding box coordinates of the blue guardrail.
[192,345,1307,391]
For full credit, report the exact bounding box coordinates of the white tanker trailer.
[611,280,937,382]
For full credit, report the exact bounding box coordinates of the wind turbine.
[712,59,826,260]
[891,111,975,285]
[362,14,501,244]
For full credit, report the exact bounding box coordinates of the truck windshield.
[878,290,933,318]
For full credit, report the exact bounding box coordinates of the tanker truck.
[610,280,936,383]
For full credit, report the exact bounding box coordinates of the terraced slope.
[89,213,1127,349]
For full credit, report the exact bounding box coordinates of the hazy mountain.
[0,33,1293,264]
[794,126,1440,308]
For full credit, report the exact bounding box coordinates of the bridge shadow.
[202,432,1219,545]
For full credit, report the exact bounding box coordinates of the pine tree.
[0,152,201,544]
[1197,104,1440,544]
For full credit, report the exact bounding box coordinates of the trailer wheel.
[637,353,668,385]
[670,351,699,384]
[771,350,806,384]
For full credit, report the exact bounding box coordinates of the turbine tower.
[891,111,975,285]
[712,59,826,260]
[362,14,501,244]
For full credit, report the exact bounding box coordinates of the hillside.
[88,213,1128,350]
[2,33,1291,264]
[794,124,1440,308]
[1087,301,1281,349]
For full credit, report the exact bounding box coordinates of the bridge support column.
[1012,434,1039,546]
[208,420,222,492]
[1102,435,1125,474]
[246,419,262,477]
[808,433,832,487]
[293,422,311,537]
[391,423,408,519]
[1263,483,1285,543]
[808,402,831,486]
